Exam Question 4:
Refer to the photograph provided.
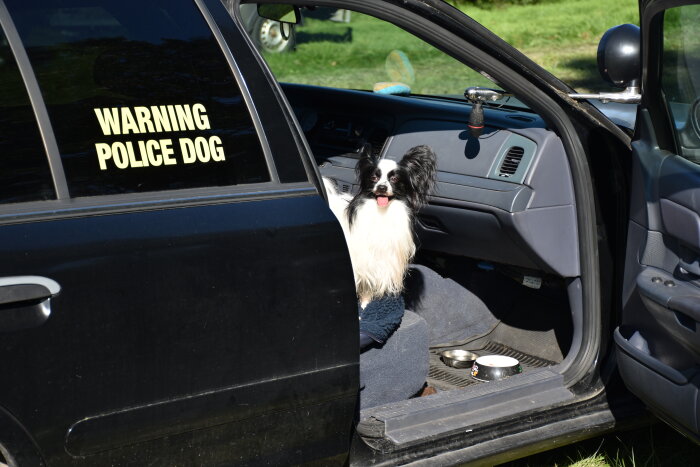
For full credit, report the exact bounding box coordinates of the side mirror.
[568,23,641,104]
[257,4,301,24]
[598,24,641,88]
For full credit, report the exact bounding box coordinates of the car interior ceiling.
[242,3,582,418]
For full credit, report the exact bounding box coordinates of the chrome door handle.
[0,276,61,332]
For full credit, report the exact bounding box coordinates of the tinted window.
[0,29,55,204]
[662,5,700,162]
[7,0,270,197]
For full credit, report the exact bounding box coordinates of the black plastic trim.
[224,0,316,185]
[195,0,280,183]
[0,1,68,199]
[0,184,316,226]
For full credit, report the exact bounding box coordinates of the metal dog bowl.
[440,349,479,369]
[470,355,522,381]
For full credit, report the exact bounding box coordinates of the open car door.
[616,0,700,441]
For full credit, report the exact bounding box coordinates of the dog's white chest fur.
[347,199,415,301]
[325,175,416,302]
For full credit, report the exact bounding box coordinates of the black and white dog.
[324,144,437,306]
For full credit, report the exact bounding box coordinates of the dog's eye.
[370,175,379,182]
[389,175,398,183]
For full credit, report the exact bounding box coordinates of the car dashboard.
[283,83,580,279]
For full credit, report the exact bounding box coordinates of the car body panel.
[0,0,358,464]
[0,193,358,465]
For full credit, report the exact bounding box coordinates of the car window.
[5,0,270,198]
[0,28,55,204]
[247,6,517,105]
[662,4,700,163]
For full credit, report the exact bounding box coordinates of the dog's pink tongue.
[376,196,389,207]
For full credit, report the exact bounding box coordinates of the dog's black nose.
[376,184,387,193]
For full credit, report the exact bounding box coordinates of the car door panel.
[0,194,358,465]
[614,146,700,438]
[0,0,360,462]
[616,0,700,440]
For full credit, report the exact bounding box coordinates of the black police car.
[0,0,698,465]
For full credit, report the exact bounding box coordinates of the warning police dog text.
[93,104,225,170]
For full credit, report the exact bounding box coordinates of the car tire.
[251,16,296,53]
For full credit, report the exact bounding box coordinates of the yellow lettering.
[166,106,180,131]
[195,137,211,163]
[175,105,195,131]
[161,139,176,165]
[146,140,163,166]
[126,141,143,168]
[151,106,171,133]
[95,143,112,169]
[179,138,196,163]
[136,141,150,167]
[193,104,210,130]
[134,107,155,134]
[210,136,225,161]
[121,108,139,135]
[94,108,120,136]
[112,142,130,169]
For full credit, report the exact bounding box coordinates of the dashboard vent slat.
[498,146,525,177]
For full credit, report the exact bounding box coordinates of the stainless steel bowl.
[440,349,479,369]
[470,355,522,381]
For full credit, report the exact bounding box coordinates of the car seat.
[359,310,430,410]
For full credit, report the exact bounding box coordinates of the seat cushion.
[359,310,430,410]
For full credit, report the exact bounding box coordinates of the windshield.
[253,7,527,109]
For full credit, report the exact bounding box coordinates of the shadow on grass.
[296,27,353,45]
[499,422,698,467]
[558,56,624,93]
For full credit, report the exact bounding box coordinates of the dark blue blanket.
[359,295,405,346]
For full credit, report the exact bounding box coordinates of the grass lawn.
[264,12,495,95]
[460,0,639,91]
[499,421,698,467]
[264,0,640,94]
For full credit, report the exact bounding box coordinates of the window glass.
[249,7,505,101]
[0,29,55,204]
[662,5,700,162]
[6,0,270,198]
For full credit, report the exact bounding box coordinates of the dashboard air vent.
[498,146,525,177]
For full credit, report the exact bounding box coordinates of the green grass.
[263,0,639,94]
[265,13,493,95]
[498,422,699,467]
[460,0,639,91]
[459,0,638,49]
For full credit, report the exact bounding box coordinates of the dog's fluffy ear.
[398,145,437,209]
[355,143,375,178]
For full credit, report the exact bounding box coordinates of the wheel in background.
[251,16,296,53]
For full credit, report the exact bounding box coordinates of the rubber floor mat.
[427,341,557,390]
